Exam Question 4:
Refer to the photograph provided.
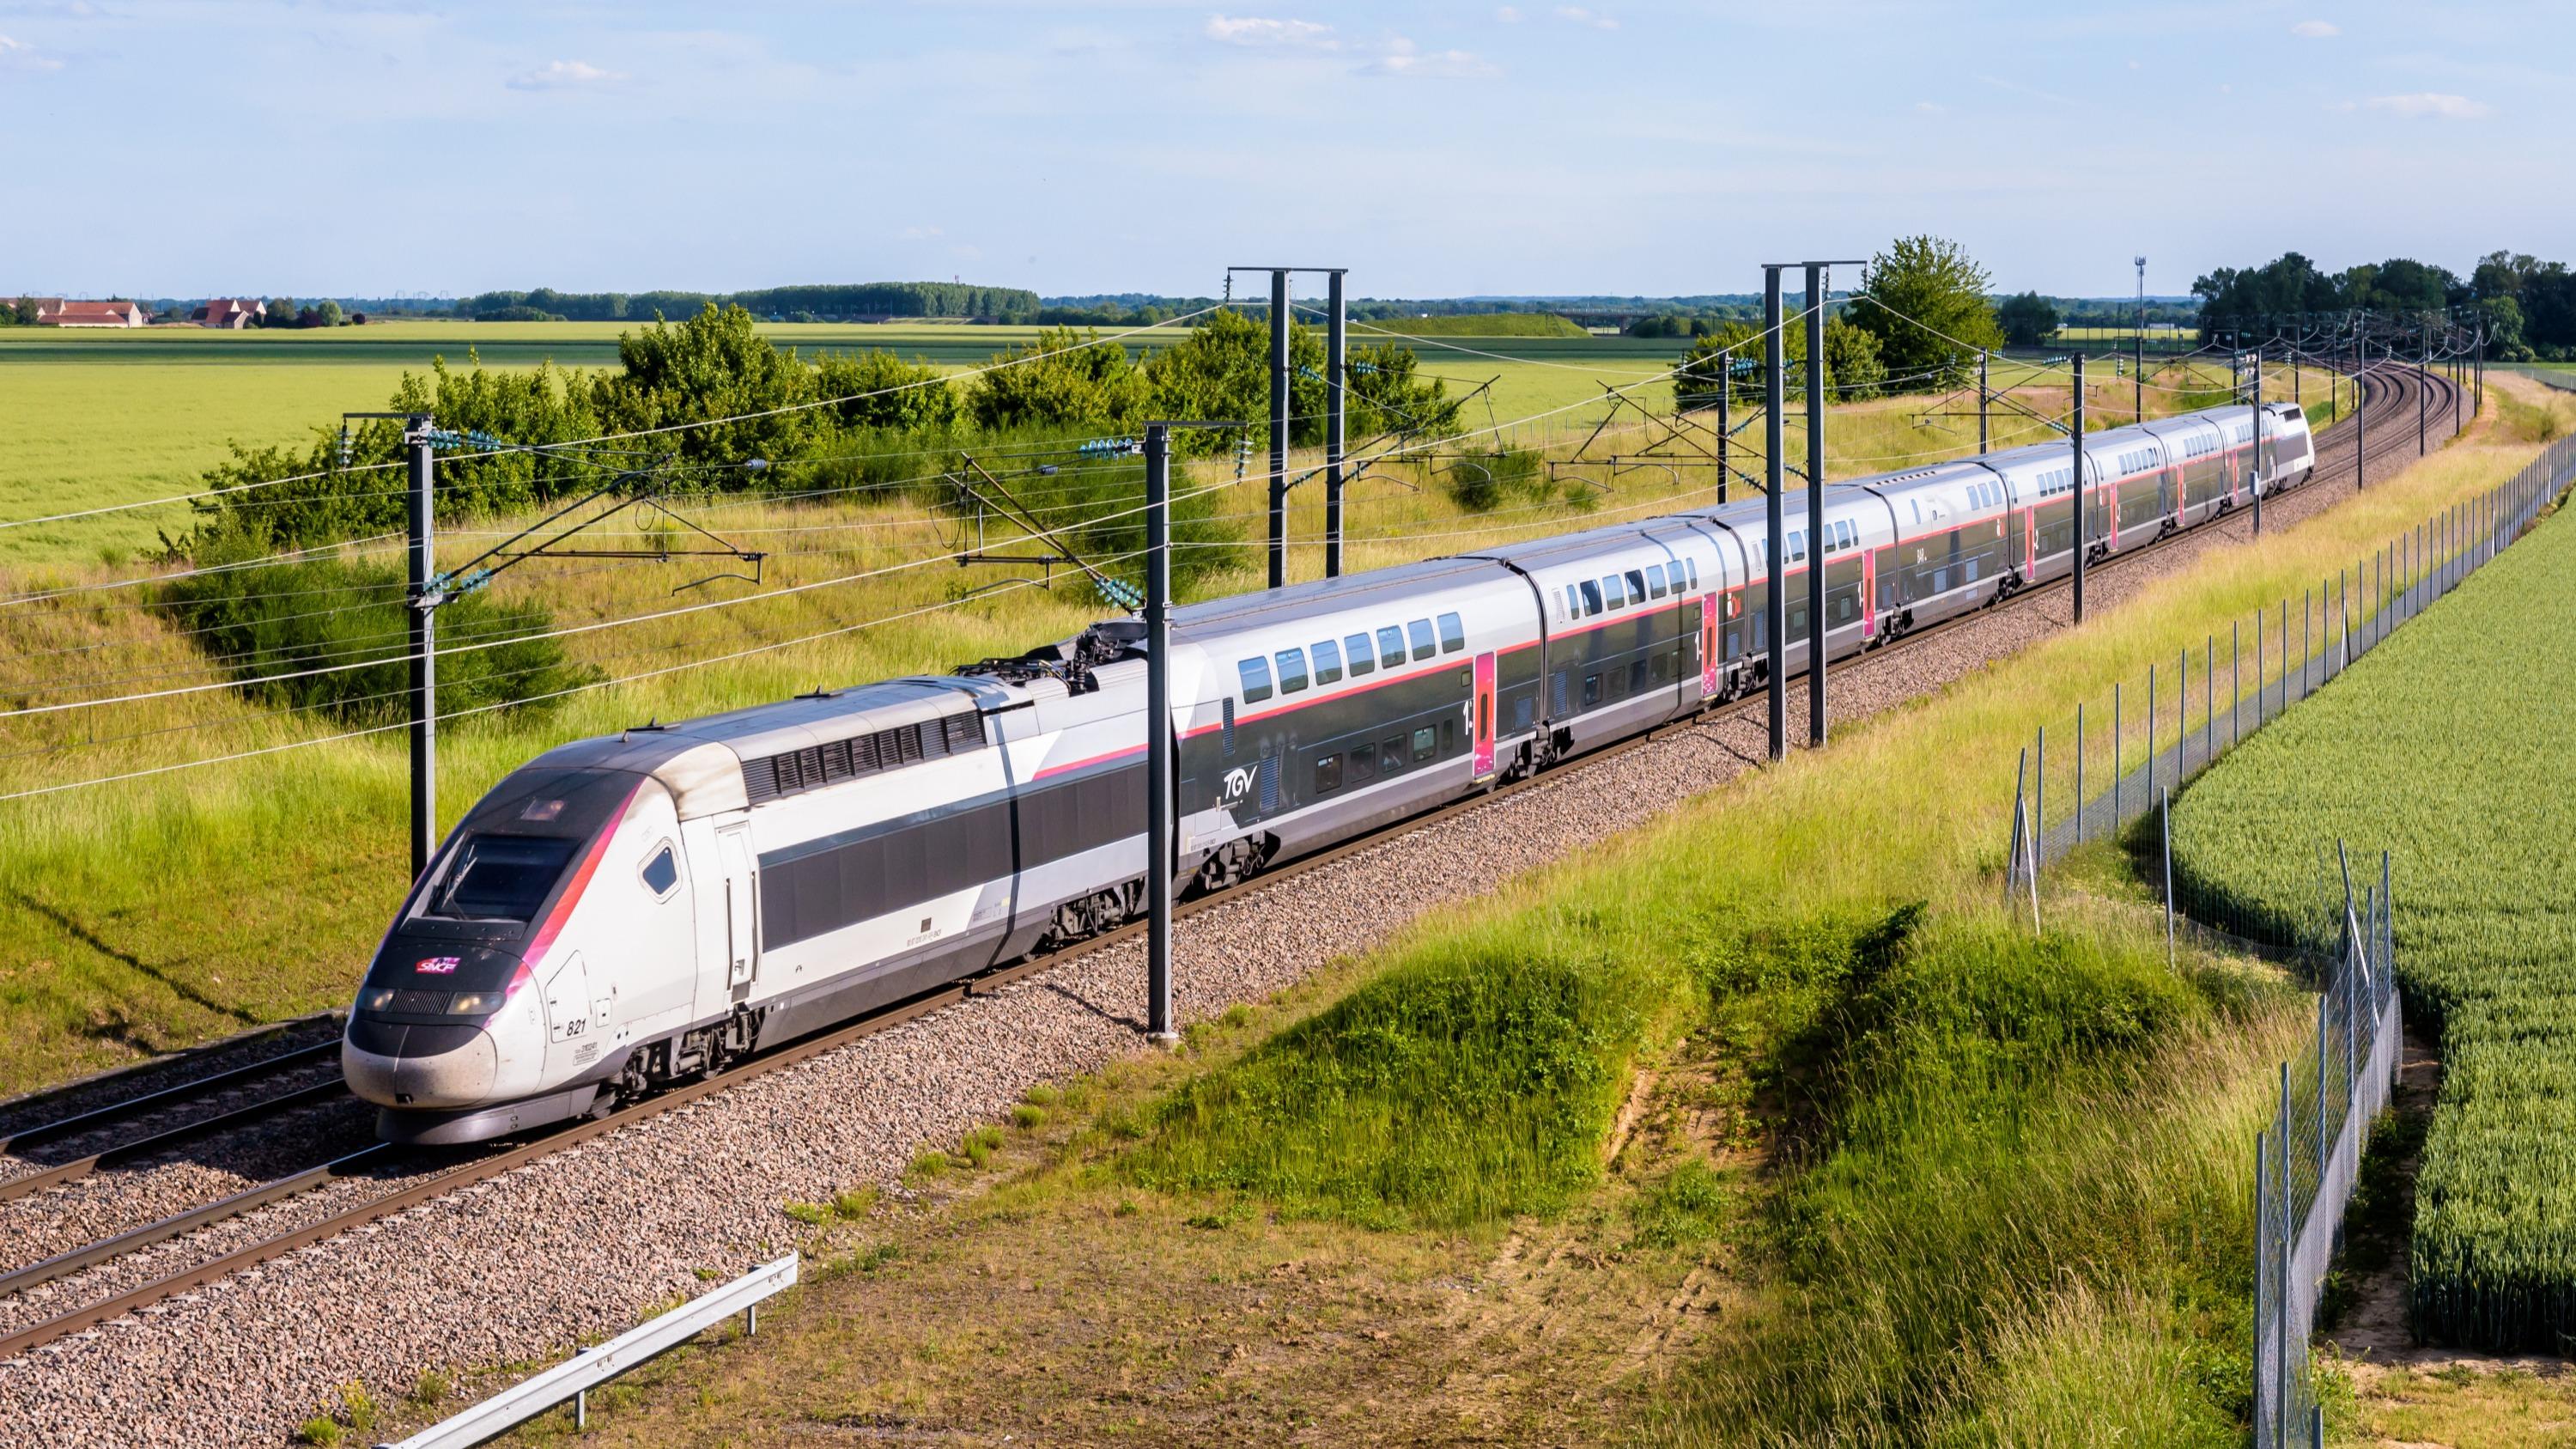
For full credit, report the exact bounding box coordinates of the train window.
[1315,752,1342,794]
[1344,633,1375,677]
[1238,657,1273,703]
[1376,626,1406,670]
[1407,618,1437,661]
[1312,638,1343,685]
[1565,583,1582,617]
[1687,559,1699,590]
[1440,718,1456,753]
[1629,660,1649,693]
[1349,746,1377,783]
[640,843,679,898]
[424,834,578,923]
[1382,737,1406,774]
[1644,563,1666,598]
[1578,580,1602,616]
[1413,726,1437,761]
[1583,673,1601,706]
[1785,531,1807,563]
[1275,648,1309,694]
[1437,612,1465,652]
[1624,569,1647,602]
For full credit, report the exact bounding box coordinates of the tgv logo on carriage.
[343,400,2313,1144]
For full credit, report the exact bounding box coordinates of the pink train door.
[1861,554,1878,640]
[2023,508,2036,577]
[1700,594,1721,697]
[1472,651,1497,780]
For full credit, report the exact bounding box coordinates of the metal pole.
[2148,663,2157,801]
[2113,681,2123,825]
[1145,424,1177,1046]
[405,413,436,882]
[2255,1130,2272,1447]
[2251,345,2264,536]
[2302,586,2312,700]
[2178,648,2188,773]
[1324,271,1347,579]
[2035,726,2046,866]
[1805,263,1828,749]
[1716,384,1730,504]
[1978,349,1990,454]
[2204,635,2213,765]
[2276,1061,2293,1445]
[2417,324,2427,457]
[1765,265,1788,762]
[1267,269,1290,590]
[2232,619,2241,747]
[2073,353,2087,624]
[2134,256,2146,422]
[2356,344,2367,490]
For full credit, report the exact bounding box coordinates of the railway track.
[0,363,2462,1364]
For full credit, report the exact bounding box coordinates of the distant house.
[188,298,264,329]
[1,297,65,322]
[49,300,152,328]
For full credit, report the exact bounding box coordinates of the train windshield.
[422,834,580,922]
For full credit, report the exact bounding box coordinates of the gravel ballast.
[0,381,2462,1446]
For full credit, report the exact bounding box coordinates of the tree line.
[457,283,1042,323]
[2187,250,2576,360]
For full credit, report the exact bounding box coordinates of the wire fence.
[2248,847,2403,1449]
[1990,435,2576,1446]
[2002,433,2576,876]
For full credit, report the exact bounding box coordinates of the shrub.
[150,546,598,727]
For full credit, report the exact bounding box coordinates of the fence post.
[2277,1059,2294,1449]
[2255,1129,2273,1447]
[2162,787,2175,970]
[2148,665,2158,801]
[2233,619,2242,747]
[2035,726,2046,865]
[2005,746,2028,910]
[2205,634,2215,764]
[2113,682,2123,825]
[2075,703,2086,843]
[2178,650,2188,774]
[2257,606,2266,722]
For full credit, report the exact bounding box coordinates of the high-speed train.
[345,399,2314,1143]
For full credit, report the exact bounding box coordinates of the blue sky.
[0,1,2561,300]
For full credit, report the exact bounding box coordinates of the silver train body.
[345,400,2313,1143]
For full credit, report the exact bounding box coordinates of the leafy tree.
[592,305,815,470]
[2479,295,2532,361]
[2190,253,2340,337]
[810,350,960,434]
[1141,308,1308,453]
[314,299,345,328]
[1675,311,1885,408]
[1996,291,2058,347]
[1344,340,1463,440]
[964,326,1150,435]
[261,297,296,328]
[1848,236,2003,389]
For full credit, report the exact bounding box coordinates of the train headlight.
[445,960,537,1018]
[360,987,398,1013]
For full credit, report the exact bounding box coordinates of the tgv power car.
[345,399,2314,1143]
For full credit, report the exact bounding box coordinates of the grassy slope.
[2171,469,2576,1352]
[432,393,2556,1448]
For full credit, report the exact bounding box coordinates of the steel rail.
[0,366,2452,1363]
[0,1041,342,1160]
[0,1078,355,1204]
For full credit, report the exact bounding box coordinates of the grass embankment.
[1356,312,1591,338]
[0,355,2319,1094]
[445,396,2561,1446]
[2172,479,2576,1353]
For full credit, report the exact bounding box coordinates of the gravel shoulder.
[0,388,2466,1448]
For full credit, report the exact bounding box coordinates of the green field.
[0,315,2314,571]
[2171,481,2576,1353]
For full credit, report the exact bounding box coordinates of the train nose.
[343,1018,501,1106]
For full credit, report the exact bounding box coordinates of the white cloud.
[901,225,944,240]
[1367,37,1497,77]
[1554,5,1618,28]
[507,59,624,90]
[2368,91,2493,119]
[0,33,64,71]
[1496,4,1521,19]
[1203,15,1336,48]
[2291,20,2339,38]
[1915,100,1946,114]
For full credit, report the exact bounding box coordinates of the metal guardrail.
[378,1254,798,1448]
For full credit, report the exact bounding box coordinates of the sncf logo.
[416,956,461,975]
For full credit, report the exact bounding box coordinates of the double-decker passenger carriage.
[344,399,2317,1143]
